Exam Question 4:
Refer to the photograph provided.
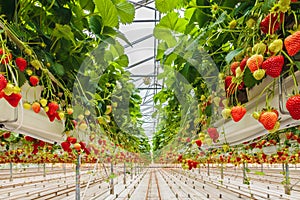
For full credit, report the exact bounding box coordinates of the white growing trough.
[215,71,300,145]
[0,82,65,143]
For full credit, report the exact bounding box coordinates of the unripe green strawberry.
[252,111,261,120]
[246,18,256,28]
[229,20,237,29]
[30,60,41,70]
[252,43,267,55]
[40,98,48,107]
[3,83,14,96]
[268,39,283,54]
[23,102,31,110]
[222,108,232,119]
[253,69,266,80]
[235,67,242,77]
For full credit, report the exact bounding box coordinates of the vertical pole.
[75,154,81,200]
[131,163,133,180]
[199,163,201,174]
[284,163,291,195]
[123,162,126,184]
[110,161,114,194]
[63,163,66,175]
[242,162,247,184]
[43,163,46,177]
[261,163,263,172]
[221,163,224,179]
[207,162,210,176]
[38,163,40,172]
[9,162,13,181]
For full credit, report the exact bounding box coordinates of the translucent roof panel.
[119,1,160,140]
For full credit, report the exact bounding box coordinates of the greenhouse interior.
[0,0,300,199]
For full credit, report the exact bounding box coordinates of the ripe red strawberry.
[286,95,300,120]
[0,74,7,91]
[195,139,202,147]
[260,13,284,34]
[285,132,293,140]
[225,76,236,96]
[261,55,284,78]
[24,135,34,142]
[291,0,298,2]
[230,61,240,76]
[31,102,41,113]
[4,93,22,107]
[2,132,11,139]
[67,136,77,144]
[284,31,300,56]
[15,57,27,71]
[240,57,248,71]
[79,141,86,149]
[61,141,71,151]
[207,127,219,142]
[48,101,59,115]
[29,76,39,86]
[38,140,45,147]
[247,54,263,73]
[46,111,56,122]
[231,105,246,122]
[259,111,278,130]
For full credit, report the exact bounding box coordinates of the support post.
[221,163,224,179]
[284,163,291,195]
[131,163,133,180]
[207,162,210,176]
[38,163,40,172]
[75,154,81,200]
[199,164,201,174]
[123,162,126,184]
[9,162,13,181]
[261,163,263,172]
[43,163,46,177]
[110,161,114,194]
[242,162,247,184]
[63,163,66,175]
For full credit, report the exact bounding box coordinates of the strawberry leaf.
[225,48,243,64]
[295,61,300,71]
[243,67,262,89]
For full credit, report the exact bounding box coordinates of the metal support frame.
[125,34,153,48]
[9,162,13,181]
[283,163,291,195]
[207,162,210,176]
[43,163,46,177]
[220,163,224,179]
[110,161,114,195]
[130,0,156,10]
[127,56,155,69]
[123,162,126,184]
[75,154,81,200]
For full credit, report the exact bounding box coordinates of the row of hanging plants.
[153,0,300,166]
[0,0,151,162]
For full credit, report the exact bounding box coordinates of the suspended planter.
[0,82,65,143]
[215,71,300,145]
